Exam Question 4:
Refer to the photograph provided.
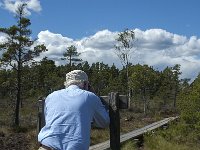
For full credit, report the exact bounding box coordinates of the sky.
[0,0,200,82]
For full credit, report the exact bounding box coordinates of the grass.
[143,134,197,150]
[142,121,200,150]
[121,140,137,150]
[90,128,110,145]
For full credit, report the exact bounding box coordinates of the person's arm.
[90,94,110,128]
[99,96,109,112]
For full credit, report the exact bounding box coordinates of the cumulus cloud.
[80,30,117,51]
[0,32,7,42]
[0,33,8,56]
[1,0,41,15]
[33,30,73,64]
[134,29,187,50]
[34,29,200,82]
[1,28,200,81]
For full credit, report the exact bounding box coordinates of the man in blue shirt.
[38,70,110,150]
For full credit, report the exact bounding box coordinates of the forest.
[0,57,188,121]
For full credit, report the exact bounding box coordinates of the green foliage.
[144,134,192,150]
[1,60,190,117]
[89,62,111,95]
[121,140,137,150]
[130,64,159,96]
[156,64,182,108]
[178,74,200,131]
[1,57,199,149]
[0,3,47,126]
[115,28,136,99]
[144,120,200,150]
[143,74,200,149]
[115,28,135,67]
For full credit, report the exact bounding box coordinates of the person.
[38,70,110,150]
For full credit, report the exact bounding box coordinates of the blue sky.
[0,0,200,81]
[1,0,200,39]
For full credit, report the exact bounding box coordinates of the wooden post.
[100,94,128,150]
[37,97,45,134]
[109,92,120,150]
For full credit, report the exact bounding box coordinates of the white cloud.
[35,30,75,65]
[0,32,7,42]
[134,28,187,50]
[1,28,200,82]
[1,0,41,15]
[27,0,41,12]
[35,29,200,82]
[0,32,6,58]
[0,33,8,56]
[80,30,117,50]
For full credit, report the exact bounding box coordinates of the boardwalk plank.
[89,117,178,150]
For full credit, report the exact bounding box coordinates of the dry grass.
[90,127,110,145]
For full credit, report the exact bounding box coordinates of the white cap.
[64,70,88,87]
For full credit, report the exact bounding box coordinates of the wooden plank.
[89,117,178,150]
[120,117,176,143]
[89,141,110,150]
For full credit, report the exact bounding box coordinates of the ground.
[0,132,31,150]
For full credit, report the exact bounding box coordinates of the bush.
[144,75,200,149]
[177,75,200,133]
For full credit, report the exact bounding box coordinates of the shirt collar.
[66,85,80,90]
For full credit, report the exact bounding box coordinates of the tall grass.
[90,128,110,145]
[121,140,137,150]
[143,122,200,150]
[144,134,190,150]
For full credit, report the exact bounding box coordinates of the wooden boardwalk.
[89,116,178,150]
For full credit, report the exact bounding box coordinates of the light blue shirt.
[38,85,110,150]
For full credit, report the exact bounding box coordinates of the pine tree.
[0,3,47,126]
[61,45,82,70]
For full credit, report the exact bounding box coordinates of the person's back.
[38,70,110,150]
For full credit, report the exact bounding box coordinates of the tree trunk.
[14,45,22,126]
[173,85,177,108]
[126,58,131,108]
[15,64,21,126]
[69,55,72,71]
[143,88,147,116]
